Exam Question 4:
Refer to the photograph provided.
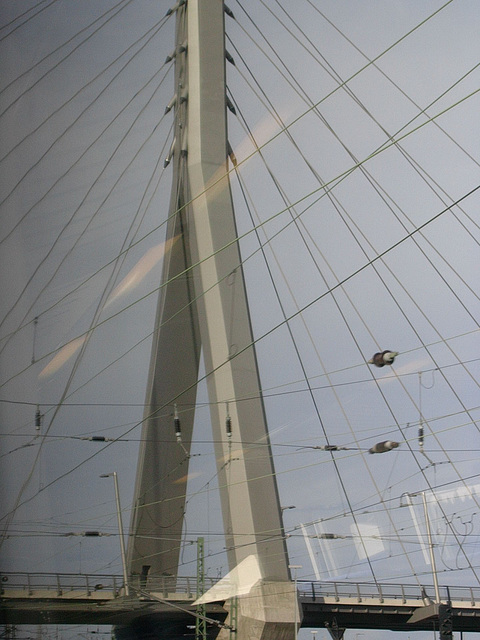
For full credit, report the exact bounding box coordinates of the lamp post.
[422,491,440,603]
[288,564,302,640]
[100,472,129,596]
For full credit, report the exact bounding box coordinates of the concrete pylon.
[217,582,302,640]
[127,3,294,636]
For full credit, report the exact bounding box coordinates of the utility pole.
[422,492,440,603]
[100,472,129,596]
[438,602,453,640]
[407,494,453,638]
[196,537,206,640]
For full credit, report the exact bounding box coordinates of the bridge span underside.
[2,576,480,637]
[2,595,480,636]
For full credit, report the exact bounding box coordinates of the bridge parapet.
[0,572,121,599]
[298,580,480,608]
[2,574,480,632]
[129,574,219,599]
[0,572,218,601]
[2,573,480,610]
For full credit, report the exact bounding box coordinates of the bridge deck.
[1,573,479,632]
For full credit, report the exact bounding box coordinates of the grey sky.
[1,1,480,638]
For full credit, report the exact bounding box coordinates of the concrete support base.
[217,582,302,640]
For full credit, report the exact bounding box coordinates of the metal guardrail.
[128,574,219,597]
[297,580,480,606]
[0,572,121,597]
[0,572,217,599]
[1,572,479,607]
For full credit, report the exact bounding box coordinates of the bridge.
[2,573,480,636]
[2,1,480,640]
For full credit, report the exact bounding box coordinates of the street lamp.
[100,472,129,596]
[288,564,302,640]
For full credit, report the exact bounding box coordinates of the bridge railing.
[2,572,479,606]
[298,580,480,606]
[129,574,219,598]
[0,572,121,597]
[0,572,218,599]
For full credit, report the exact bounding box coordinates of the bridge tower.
[126,1,298,638]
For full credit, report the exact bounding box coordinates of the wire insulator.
[369,440,399,454]
[32,316,38,364]
[174,405,182,442]
[174,417,182,442]
[35,405,42,430]
[226,416,232,438]
[418,425,424,449]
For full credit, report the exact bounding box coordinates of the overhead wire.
[1,18,169,180]
[0,0,464,352]
[0,14,177,547]
[0,15,170,248]
[2,417,479,466]
[1,343,479,418]
[1,0,478,588]
[232,3,480,329]
[0,76,173,365]
[81,470,480,579]
[1,152,478,564]
[231,0,480,463]
[228,34,423,580]
[298,0,480,245]
[0,0,134,98]
[301,0,480,170]
[0,82,173,356]
[1,50,477,354]
[3,433,479,581]
[0,185,480,428]
[2,408,470,536]
[230,0,480,582]
[229,54,480,398]
[230,63,480,582]
[0,0,59,41]
[0,0,138,121]
[231,108,391,584]
[0,101,174,550]
[2,174,477,399]
[271,0,480,231]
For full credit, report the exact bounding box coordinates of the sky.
[1,0,480,638]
